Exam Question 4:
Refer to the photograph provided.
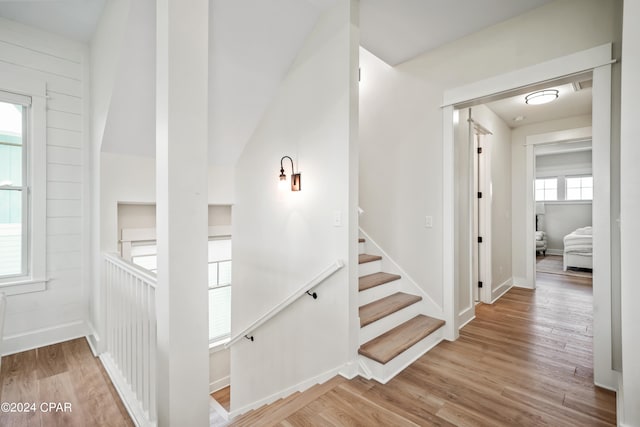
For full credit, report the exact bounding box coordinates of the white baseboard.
[491,277,513,303]
[85,321,101,357]
[616,373,624,427]
[457,305,475,330]
[1,320,89,356]
[339,360,359,379]
[458,313,475,330]
[229,363,346,419]
[513,276,534,289]
[546,249,563,256]
[210,376,230,394]
[100,353,153,427]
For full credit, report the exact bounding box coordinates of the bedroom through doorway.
[534,137,594,281]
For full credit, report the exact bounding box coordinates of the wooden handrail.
[225,259,345,348]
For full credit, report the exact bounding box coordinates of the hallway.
[228,272,615,426]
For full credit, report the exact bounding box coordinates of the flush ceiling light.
[279,155,301,191]
[525,89,559,105]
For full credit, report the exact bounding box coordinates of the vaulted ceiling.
[0,0,566,165]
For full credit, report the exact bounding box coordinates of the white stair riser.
[358,242,365,254]
[358,260,381,277]
[358,327,444,384]
[359,280,402,306]
[359,302,423,345]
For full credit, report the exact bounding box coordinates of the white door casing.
[441,44,616,391]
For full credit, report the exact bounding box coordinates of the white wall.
[90,0,130,151]
[359,0,620,314]
[117,203,156,236]
[209,346,230,393]
[620,0,640,424]
[0,18,90,354]
[100,153,156,252]
[540,204,592,253]
[100,0,156,157]
[471,105,513,299]
[511,115,592,281]
[101,152,234,252]
[230,1,357,413]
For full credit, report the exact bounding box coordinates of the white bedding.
[563,226,593,270]
[564,227,592,249]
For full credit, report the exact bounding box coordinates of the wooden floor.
[227,272,616,426]
[213,386,231,412]
[0,338,133,427]
[536,254,593,278]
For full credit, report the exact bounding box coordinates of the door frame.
[441,43,617,391]
[525,126,593,289]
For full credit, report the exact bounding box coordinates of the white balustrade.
[102,253,157,426]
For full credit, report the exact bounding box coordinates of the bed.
[563,226,592,271]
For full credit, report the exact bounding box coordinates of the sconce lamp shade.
[290,173,301,191]
[279,155,302,191]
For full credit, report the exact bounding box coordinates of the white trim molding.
[442,44,614,107]
[442,43,616,391]
[491,278,513,304]
[0,70,47,293]
[1,320,89,356]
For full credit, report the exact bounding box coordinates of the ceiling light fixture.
[279,155,301,191]
[525,89,559,105]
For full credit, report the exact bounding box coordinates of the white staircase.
[357,234,445,384]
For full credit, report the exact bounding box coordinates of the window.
[126,231,232,344]
[0,78,47,294]
[0,93,28,279]
[566,176,593,201]
[208,238,231,343]
[535,178,558,201]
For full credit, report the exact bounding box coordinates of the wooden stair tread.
[359,253,382,264]
[358,238,365,243]
[359,272,401,291]
[359,292,422,327]
[359,315,445,364]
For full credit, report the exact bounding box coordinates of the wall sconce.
[279,156,301,191]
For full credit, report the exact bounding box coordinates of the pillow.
[573,226,592,235]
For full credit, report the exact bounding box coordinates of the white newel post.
[155,0,210,425]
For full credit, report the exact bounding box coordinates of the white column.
[155,0,209,425]
[621,1,640,425]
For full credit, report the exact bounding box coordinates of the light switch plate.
[425,216,433,228]
[333,210,342,227]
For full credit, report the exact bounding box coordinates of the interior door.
[472,133,481,302]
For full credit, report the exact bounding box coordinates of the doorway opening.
[442,43,616,390]
[534,139,593,281]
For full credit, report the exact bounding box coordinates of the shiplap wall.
[0,17,89,354]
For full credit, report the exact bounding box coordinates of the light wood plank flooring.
[0,338,133,427]
[227,272,615,426]
[212,386,231,412]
